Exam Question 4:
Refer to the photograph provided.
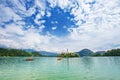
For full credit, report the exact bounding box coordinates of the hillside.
[40,51,58,57]
[76,49,94,56]
[0,48,41,57]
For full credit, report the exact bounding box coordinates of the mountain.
[23,49,58,57]
[24,49,37,53]
[95,51,106,54]
[76,49,94,56]
[40,51,58,57]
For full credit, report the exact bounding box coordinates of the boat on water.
[57,57,62,60]
[26,57,34,61]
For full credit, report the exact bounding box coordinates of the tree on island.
[58,52,79,57]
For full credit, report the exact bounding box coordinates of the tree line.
[92,48,120,56]
[0,48,41,57]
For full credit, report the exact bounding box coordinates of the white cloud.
[52,26,57,30]
[35,0,46,10]
[0,4,21,23]
[47,0,57,8]
[46,11,51,17]
[51,21,58,24]
[46,0,120,52]
[0,0,120,52]
[0,25,54,51]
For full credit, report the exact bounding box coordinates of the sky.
[0,0,120,52]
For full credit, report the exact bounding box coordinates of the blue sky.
[0,0,120,52]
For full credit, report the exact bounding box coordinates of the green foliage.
[0,48,41,57]
[92,48,120,56]
[92,53,102,56]
[31,51,42,56]
[58,52,79,57]
[103,49,120,56]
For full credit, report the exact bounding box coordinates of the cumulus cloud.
[47,0,120,52]
[0,0,120,52]
[79,0,120,50]
[0,23,56,51]
[0,4,21,23]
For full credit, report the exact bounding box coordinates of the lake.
[0,57,120,80]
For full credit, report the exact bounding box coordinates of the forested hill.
[0,48,41,57]
[103,48,120,56]
[93,48,120,56]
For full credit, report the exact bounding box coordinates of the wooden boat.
[26,57,34,61]
[57,57,62,60]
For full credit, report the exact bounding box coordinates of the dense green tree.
[92,48,120,56]
[58,52,79,57]
[92,53,102,56]
[103,49,120,56]
[0,48,41,57]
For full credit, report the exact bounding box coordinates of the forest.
[93,48,120,56]
[0,48,41,57]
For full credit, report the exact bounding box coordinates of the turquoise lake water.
[0,57,120,80]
